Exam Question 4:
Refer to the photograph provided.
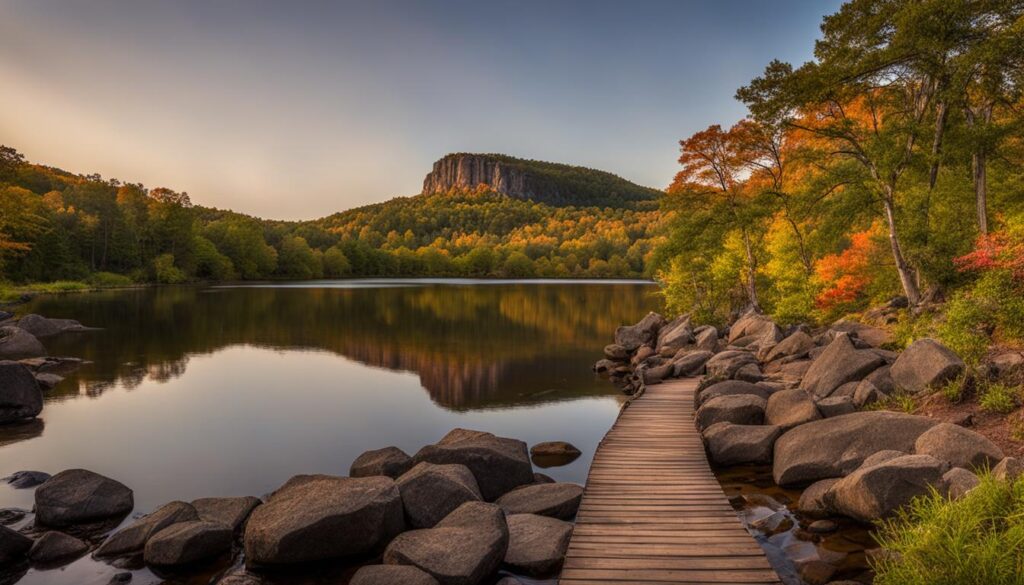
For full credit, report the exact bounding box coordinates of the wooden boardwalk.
[559,378,781,585]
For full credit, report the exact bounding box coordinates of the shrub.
[153,254,186,284]
[873,474,1024,585]
[979,382,1018,414]
[88,272,133,287]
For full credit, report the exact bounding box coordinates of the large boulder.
[243,475,403,566]
[28,531,88,565]
[696,380,769,407]
[503,514,572,577]
[704,350,758,379]
[913,423,1004,471]
[773,411,938,485]
[0,361,43,424]
[728,311,777,344]
[816,396,856,418]
[413,429,533,501]
[351,565,440,585]
[0,326,45,360]
[397,463,482,528]
[144,520,232,566]
[96,500,199,558]
[350,446,413,479]
[693,326,719,353]
[656,315,693,353]
[191,496,261,534]
[800,335,885,398]
[702,423,783,465]
[672,350,714,377]
[35,469,134,527]
[642,362,675,384]
[16,315,89,338]
[763,331,814,363]
[796,478,840,517]
[603,344,629,361]
[830,321,893,348]
[825,454,948,522]
[614,313,665,351]
[890,338,965,393]
[695,394,766,432]
[765,389,821,429]
[0,525,32,564]
[383,502,509,585]
[864,365,895,394]
[495,483,582,520]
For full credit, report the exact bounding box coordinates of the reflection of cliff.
[31,282,660,409]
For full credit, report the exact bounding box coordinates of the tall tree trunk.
[741,229,762,312]
[973,150,988,234]
[881,192,921,306]
[928,100,948,190]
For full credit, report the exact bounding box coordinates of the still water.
[0,280,660,583]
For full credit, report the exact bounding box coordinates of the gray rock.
[503,513,572,577]
[96,501,199,558]
[773,411,938,485]
[0,326,46,359]
[830,381,860,399]
[144,520,232,566]
[592,359,616,373]
[656,315,693,353]
[28,531,88,565]
[702,423,783,465]
[890,338,965,393]
[913,423,1004,471]
[614,313,665,351]
[642,361,675,384]
[697,380,769,407]
[351,565,440,585]
[797,479,839,517]
[34,372,64,390]
[383,502,509,585]
[398,462,482,528]
[864,364,895,394]
[695,394,766,432]
[853,379,884,407]
[830,321,893,348]
[672,350,713,377]
[350,446,413,479]
[0,361,43,424]
[603,344,629,361]
[35,469,134,527]
[244,475,403,566]
[705,350,759,379]
[734,363,764,383]
[861,450,907,469]
[0,525,32,564]
[532,473,555,484]
[630,346,655,367]
[816,395,856,418]
[693,326,719,353]
[728,311,777,344]
[800,335,885,398]
[16,315,89,338]
[763,331,814,363]
[495,483,582,520]
[942,467,980,500]
[3,471,50,489]
[825,454,948,522]
[0,509,27,526]
[765,389,821,429]
[413,429,533,501]
[993,457,1024,481]
[191,496,261,533]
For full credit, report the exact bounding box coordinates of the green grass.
[939,374,970,403]
[873,474,1024,585]
[0,278,141,304]
[979,382,1019,414]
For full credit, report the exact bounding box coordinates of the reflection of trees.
[30,283,659,409]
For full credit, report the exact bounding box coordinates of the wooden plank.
[558,378,780,585]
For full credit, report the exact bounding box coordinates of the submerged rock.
[529,441,582,468]
[244,475,403,566]
[413,429,533,501]
[0,326,45,360]
[16,315,90,338]
[350,446,414,479]
[35,469,134,527]
[0,361,43,424]
[3,471,50,489]
[503,513,572,576]
[495,483,583,520]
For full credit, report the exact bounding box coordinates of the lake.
[0,279,661,585]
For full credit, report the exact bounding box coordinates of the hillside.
[422,153,660,208]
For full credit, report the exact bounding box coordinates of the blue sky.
[0,0,842,219]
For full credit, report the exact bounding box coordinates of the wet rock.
[807,519,837,534]
[398,462,482,529]
[413,429,533,501]
[244,475,403,566]
[35,469,134,527]
[672,350,714,377]
[816,396,856,418]
[0,361,43,424]
[913,422,1004,471]
[702,422,782,465]
[0,525,32,564]
[384,502,509,585]
[696,380,769,407]
[800,335,885,398]
[96,500,199,558]
[763,331,814,363]
[695,394,766,431]
[191,496,261,534]
[750,510,792,536]
[144,520,232,566]
[773,411,938,486]
[495,578,523,585]
[28,531,88,565]
[108,572,133,585]
[15,315,90,338]
[350,446,414,479]
[765,389,821,429]
[825,454,948,522]
[0,509,27,526]
[603,344,629,361]
[796,479,839,518]
[503,513,572,577]
[890,338,965,393]
[993,457,1024,481]
[351,564,440,585]
[529,442,581,468]
[943,467,980,500]
[705,350,759,379]
[495,483,582,520]
[3,471,50,489]
[614,313,665,351]
[592,359,617,374]
[33,373,63,390]
[798,559,837,585]
[0,326,46,360]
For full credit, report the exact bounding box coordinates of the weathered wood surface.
[559,378,780,585]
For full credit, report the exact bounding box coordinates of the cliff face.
[421,153,658,208]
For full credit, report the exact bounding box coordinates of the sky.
[0,0,842,220]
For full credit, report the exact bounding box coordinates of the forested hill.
[421,153,660,208]
[0,146,666,285]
